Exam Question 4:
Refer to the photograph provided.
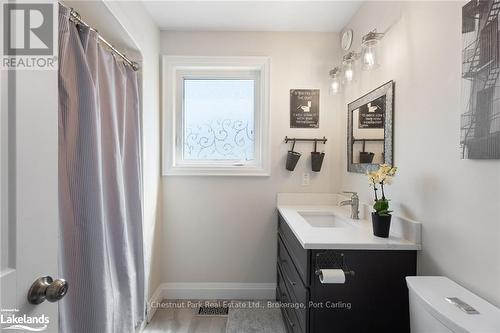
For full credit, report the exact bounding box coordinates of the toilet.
[406,276,500,333]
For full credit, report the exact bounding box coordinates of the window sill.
[163,165,270,177]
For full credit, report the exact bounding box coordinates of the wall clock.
[341,29,353,51]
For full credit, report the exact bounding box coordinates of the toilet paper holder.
[315,269,355,276]
[314,252,355,277]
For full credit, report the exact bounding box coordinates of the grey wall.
[338,1,500,306]
[160,31,340,284]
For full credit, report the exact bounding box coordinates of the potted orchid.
[367,164,397,238]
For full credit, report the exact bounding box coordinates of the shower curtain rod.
[63,4,140,71]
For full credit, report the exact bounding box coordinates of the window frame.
[162,56,271,176]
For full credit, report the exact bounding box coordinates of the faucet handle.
[343,191,359,199]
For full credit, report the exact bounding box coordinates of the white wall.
[160,31,340,287]
[103,1,162,302]
[338,2,500,306]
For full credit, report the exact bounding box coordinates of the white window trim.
[162,56,271,176]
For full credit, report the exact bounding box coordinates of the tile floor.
[144,300,286,333]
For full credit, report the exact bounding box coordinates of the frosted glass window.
[163,56,270,176]
[183,79,255,161]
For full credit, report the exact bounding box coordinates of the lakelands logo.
[0,309,49,331]
[1,2,57,70]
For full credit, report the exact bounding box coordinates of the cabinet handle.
[282,308,295,327]
[279,259,297,286]
[282,266,297,286]
[286,275,297,286]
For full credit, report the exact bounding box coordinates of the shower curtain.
[58,5,145,333]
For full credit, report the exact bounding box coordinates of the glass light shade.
[361,39,380,70]
[342,60,356,85]
[329,76,341,94]
[329,68,342,95]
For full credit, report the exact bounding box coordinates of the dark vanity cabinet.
[277,213,417,333]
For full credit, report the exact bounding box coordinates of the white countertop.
[277,193,422,250]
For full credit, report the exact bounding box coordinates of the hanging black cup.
[359,152,375,163]
[311,139,325,172]
[359,139,374,163]
[286,139,301,171]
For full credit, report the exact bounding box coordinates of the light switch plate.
[302,173,310,186]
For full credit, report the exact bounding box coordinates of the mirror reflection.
[347,81,394,173]
[352,96,385,164]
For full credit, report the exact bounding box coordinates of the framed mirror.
[347,81,394,173]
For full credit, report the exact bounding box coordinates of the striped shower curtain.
[58,5,144,332]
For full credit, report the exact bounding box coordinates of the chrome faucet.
[339,191,360,220]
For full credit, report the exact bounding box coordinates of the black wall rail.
[284,136,327,144]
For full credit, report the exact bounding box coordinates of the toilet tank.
[406,276,500,333]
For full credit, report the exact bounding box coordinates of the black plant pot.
[371,212,392,238]
[311,152,325,172]
[359,152,375,163]
[286,150,301,171]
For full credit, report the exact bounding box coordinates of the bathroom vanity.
[276,194,421,333]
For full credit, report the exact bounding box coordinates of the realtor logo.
[1,2,57,69]
[1,308,49,331]
[3,3,53,56]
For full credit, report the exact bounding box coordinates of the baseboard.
[137,320,147,333]
[157,282,276,300]
[146,283,165,323]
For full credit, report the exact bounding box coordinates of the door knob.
[27,276,68,305]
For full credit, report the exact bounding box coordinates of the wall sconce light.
[329,67,342,95]
[329,28,386,95]
[361,30,384,71]
[342,51,359,85]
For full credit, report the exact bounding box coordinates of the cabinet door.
[278,237,308,306]
[278,215,309,285]
[278,266,305,333]
[310,250,416,333]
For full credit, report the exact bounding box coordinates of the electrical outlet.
[302,173,310,186]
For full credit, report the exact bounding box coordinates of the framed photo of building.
[461,1,500,159]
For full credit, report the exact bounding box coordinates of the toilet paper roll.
[318,269,346,284]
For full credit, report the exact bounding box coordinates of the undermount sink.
[298,211,351,228]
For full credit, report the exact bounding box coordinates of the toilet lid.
[406,276,500,333]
